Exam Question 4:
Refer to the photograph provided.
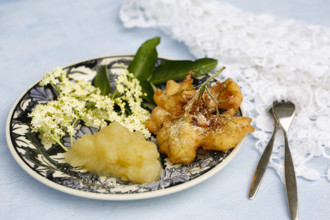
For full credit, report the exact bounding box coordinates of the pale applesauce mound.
[65,122,162,184]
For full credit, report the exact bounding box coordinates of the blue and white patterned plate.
[6,55,244,200]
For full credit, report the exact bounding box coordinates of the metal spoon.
[273,100,298,220]
[249,106,279,199]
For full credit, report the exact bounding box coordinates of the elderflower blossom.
[29,66,151,150]
[29,96,85,147]
[39,67,65,86]
[114,69,151,138]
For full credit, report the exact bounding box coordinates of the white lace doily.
[119,0,330,182]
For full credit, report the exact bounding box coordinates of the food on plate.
[203,78,243,112]
[29,67,151,152]
[146,71,254,165]
[153,73,196,116]
[65,122,162,184]
[28,36,253,184]
[202,116,255,151]
[156,120,205,164]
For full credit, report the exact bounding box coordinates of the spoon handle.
[248,121,278,199]
[283,131,299,220]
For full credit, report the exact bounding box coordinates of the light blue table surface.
[1,0,329,219]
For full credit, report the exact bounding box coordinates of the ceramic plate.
[6,55,244,200]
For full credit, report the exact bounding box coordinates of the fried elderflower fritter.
[202,116,254,151]
[203,78,243,112]
[153,73,196,116]
[157,120,204,164]
[146,68,254,165]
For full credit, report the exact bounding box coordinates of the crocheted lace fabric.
[119,0,330,182]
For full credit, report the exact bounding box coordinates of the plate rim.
[6,54,245,200]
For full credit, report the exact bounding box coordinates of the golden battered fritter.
[202,116,254,151]
[203,78,243,112]
[157,120,205,164]
[153,74,196,116]
[145,106,172,134]
[146,73,254,165]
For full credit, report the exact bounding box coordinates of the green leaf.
[93,65,111,96]
[139,80,155,105]
[150,58,218,84]
[128,37,160,81]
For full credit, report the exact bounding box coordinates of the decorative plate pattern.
[6,55,244,200]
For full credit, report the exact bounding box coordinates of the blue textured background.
[1,0,329,219]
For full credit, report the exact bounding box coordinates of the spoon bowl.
[272,100,296,131]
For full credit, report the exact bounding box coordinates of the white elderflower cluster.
[29,96,86,151]
[39,67,65,87]
[114,69,151,138]
[29,67,151,151]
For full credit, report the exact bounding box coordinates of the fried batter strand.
[146,74,254,165]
